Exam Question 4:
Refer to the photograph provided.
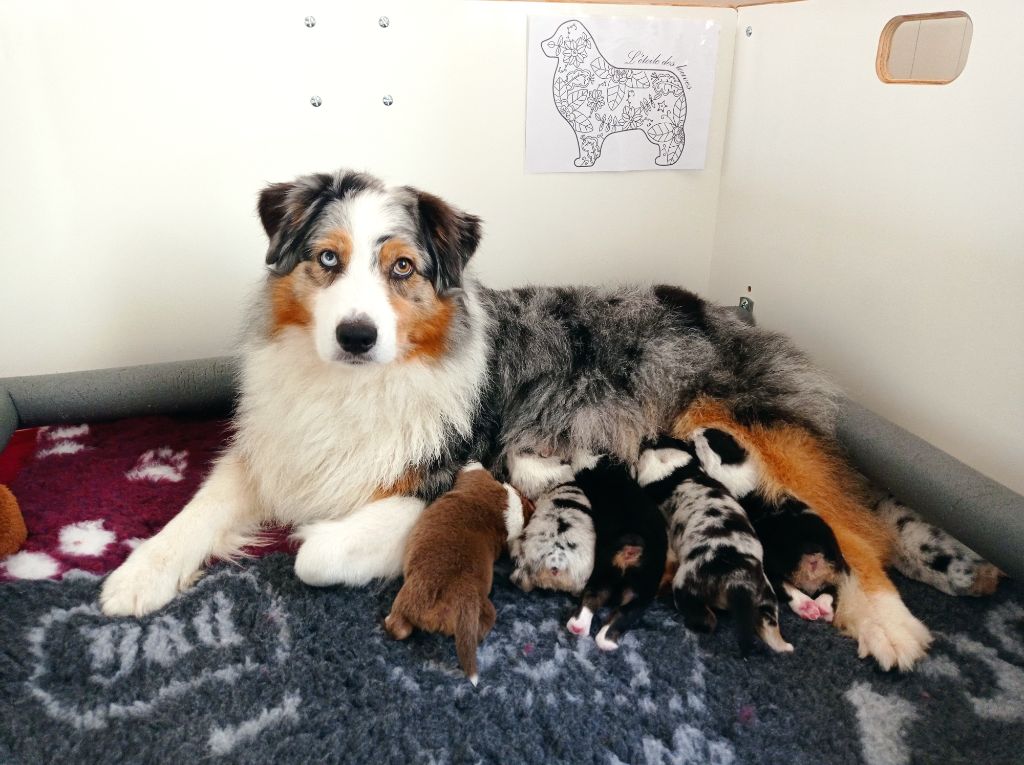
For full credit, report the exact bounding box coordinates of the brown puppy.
[384,463,532,684]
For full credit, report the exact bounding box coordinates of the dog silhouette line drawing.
[541,19,688,168]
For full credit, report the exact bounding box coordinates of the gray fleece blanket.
[1,554,1022,764]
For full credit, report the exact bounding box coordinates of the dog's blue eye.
[318,250,339,269]
[391,257,415,280]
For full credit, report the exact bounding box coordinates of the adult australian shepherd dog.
[101,169,931,669]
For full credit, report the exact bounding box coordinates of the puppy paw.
[814,593,834,622]
[760,623,794,654]
[567,607,593,636]
[595,625,619,652]
[797,599,824,621]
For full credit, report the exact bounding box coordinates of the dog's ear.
[257,182,293,239]
[257,178,327,275]
[409,189,482,295]
[257,181,304,274]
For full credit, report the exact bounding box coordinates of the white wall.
[712,0,1024,493]
[0,0,735,377]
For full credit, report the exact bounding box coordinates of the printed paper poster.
[526,16,720,172]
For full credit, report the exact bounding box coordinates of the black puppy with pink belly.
[566,456,667,651]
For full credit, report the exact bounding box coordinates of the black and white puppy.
[637,435,792,655]
[739,493,848,621]
[566,455,668,652]
[693,427,847,622]
[506,452,595,595]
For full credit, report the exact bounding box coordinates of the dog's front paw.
[100,542,195,617]
[838,590,931,671]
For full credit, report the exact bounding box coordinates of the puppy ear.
[411,190,482,294]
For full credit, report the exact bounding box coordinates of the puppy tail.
[727,585,758,657]
[454,597,481,685]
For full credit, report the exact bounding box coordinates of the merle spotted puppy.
[506,451,596,595]
[692,427,846,621]
[692,427,1003,615]
[565,455,667,652]
[637,435,792,655]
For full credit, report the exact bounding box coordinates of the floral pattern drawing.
[541,19,688,168]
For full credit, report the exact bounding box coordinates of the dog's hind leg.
[479,598,497,639]
[567,585,611,636]
[674,399,931,670]
[101,451,261,616]
[595,595,653,651]
[384,610,414,640]
[293,495,424,586]
[871,491,1003,596]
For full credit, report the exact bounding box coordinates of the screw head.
[382,94,394,106]
[745,26,753,37]
[304,15,316,28]
[379,16,390,28]
[310,95,322,107]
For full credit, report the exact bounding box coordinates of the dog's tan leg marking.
[673,398,932,670]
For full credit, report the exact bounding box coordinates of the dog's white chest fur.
[233,324,485,525]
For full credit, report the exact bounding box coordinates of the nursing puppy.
[637,436,791,655]
[507,451,595,595]
[694,428,847,622]
[566,456,667,652]
[740,493,847,622]
[384,463,530,684]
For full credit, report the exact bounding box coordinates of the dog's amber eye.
[318,250,339,269]
[391,257,415,280]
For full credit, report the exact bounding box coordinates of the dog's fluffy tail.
[454,597,481,685]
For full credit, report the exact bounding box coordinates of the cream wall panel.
[0,0,735,376]
[712,0,1024,493]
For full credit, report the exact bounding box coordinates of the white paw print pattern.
[36,424,91,458]
[58,519,116,557]
[126,448,189,483]
[2,550,61,580]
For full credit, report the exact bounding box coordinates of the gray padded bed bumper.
[2,358,1021,579]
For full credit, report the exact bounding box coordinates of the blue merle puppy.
[506,451,596,595]
[692,427,1003,614]
[565,455,668,652]
[637,435,792,655]
[693,427,847,622]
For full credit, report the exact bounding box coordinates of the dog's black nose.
[336,320,378,355]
